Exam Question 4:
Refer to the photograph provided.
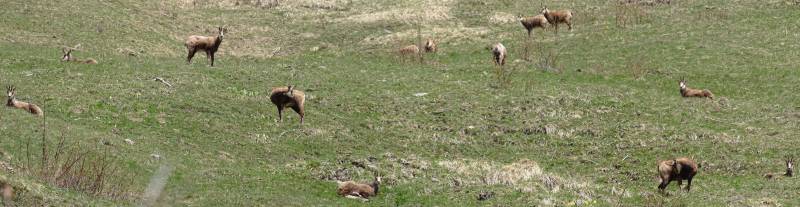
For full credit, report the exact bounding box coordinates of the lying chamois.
[679,78,714,99]
[6,86,43,116]
[337,177,381,201]
[61,44,97,64]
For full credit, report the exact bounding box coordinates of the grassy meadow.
[1,0,800,206]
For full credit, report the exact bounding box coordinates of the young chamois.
[764,157,794,179]
[657,157,700,193]
[540,7,574,33]
[679,78,714,99]
[6,86,43,116]
[424,39,437,53]
[519,14,549,37]
[185,27,226,66]
[336,177,381,201]
[491,43,507,66]
[269,85,305,124]
[61,44,97,64]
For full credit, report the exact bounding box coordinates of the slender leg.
[210,52,215,67]
[186,49,196,64]
[276,105,284,122]
[291,105,304,124]
[658,180,670,193]
[686,178,692,191]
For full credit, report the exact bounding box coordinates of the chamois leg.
[210,52,215,67]
[205,51,212,66]
[685,178,692,191]
[276,105,284,122]
[186,48,196,64]
[291,105,304,124]
[567,22,573,31]
[657,179,670,193]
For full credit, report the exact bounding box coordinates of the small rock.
[124,139,135,145]
[413,93,428,97]
[150,154,162,160]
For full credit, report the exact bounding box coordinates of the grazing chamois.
[540,7,574,33]
[491,43,507,66]
[657,157,699,192]
[679,78,714,99]
[61,45,97,64]
[519,14,549,37]
[764,157,794,179]
[337,177,381,201]
[6,86,43,116]
[270,85,305,124]
[185,27,226,66]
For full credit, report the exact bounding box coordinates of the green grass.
[1,0,800,206]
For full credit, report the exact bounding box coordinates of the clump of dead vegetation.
[438,159,594,196]
[7,122,137,204]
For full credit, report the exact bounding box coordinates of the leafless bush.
[537,48,562,73]
[17,119,136,202]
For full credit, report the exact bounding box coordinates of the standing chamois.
[185,27,226,66]
[657,157,699,193]
[540,7,574,34]
[270,85,305,124]
[6,86,43,116]
[679,78,714,99]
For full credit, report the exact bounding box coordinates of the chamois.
[679,78,714,99]
[399,44,419,55]
[519,14,549,37]
[424,39,437,53]
[185,27,226,66]
[61,45,97,64]
[269,85,305,124]
[6,86,43,116]
[491,43,507,66]
[764,157,794,179]
[336,177,381,201]
[657,157,699,192]
[540,7,574,33]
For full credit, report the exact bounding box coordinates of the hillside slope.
[1,0,799,206]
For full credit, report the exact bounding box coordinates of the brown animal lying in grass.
[61,44,97,64]
[6,86,43,116]
[336,177,381,201]
[657,157,699,192]
[679,78,714,99]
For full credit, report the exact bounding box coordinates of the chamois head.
[217,26,226,40]
[285,85,294,97]
[786,157,794,177]
[61,44,82,61]
[679,78,687,90]
[6,86,15,100]
[540,7,550,15]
